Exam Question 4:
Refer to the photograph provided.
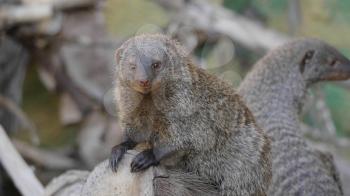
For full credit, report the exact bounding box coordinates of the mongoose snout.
[296,38,350,83]
[115,40,167,95]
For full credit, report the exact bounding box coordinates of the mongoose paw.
[109,144,128,172]
[130,149,159,173]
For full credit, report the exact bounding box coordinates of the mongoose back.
[238,38,350,195]
[110,34,271,195]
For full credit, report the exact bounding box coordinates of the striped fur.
[115,34,271,196]
[238,38,349,196]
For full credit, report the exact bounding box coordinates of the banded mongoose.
[110,34,271,195]
[238,38,350,196]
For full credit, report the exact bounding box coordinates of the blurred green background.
[106,0,350,138]
[20,0,350,148]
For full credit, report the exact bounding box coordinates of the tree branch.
[0,125,44,196]
[0,95,40,145]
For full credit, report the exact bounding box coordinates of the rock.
[46,151,219,196]
[81,151,154,196]
[45,170,89,196]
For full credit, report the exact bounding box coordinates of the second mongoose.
[110,34,271,195]
[239,38,350,195]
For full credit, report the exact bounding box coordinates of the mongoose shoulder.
[239,38,350,195]
[110,34,271,196]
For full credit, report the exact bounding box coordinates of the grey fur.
[114,34,271,196]
[154,169,219,196]
[238,38,350,196]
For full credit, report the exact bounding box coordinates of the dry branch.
[20,0,95,10]
[13,139,79,170]
[0,125,44,196]
[287,0,301,35]
[0,4,52,27]
[156,0,290,51]
[0,95,40,145]
[0,0,95,28]
[0,35,28,134]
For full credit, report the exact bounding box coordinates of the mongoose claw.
[109,144,128,172]
[130,149,158,173]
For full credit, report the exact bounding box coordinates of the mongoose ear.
[165,38,183,57]
[299,50,315,73]
[115,48,123,65]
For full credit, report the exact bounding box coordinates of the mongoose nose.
[139,80,150,87]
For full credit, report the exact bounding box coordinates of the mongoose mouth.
[331,56,350,80]
[324,73,350,81]
[324,63,350,81]
[132,85,152,94]
[131,81,161,95]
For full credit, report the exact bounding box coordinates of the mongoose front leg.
[130,145,175,173]
[130,149,158,172]
[110,138,137,172]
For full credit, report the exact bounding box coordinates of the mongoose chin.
[111,34,272,196]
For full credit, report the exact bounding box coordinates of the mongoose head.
[294,38,350,84]
[115,34,188,95]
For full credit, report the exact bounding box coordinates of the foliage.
[105,0,169,37]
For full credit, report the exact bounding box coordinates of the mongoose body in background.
[110,34,271,195]
[238,38,350,195]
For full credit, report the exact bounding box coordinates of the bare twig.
[0,0,95,28]
[0,125,44,196]
[0,95,40,145]
[52,0,95,10]
[0,4,52,28]
[155,0,290,51]
[13,139,79,170]
[287,0,302,35]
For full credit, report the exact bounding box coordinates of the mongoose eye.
[303,51,314,64]
[130,64,136,70]
[152,62,161,70]
[329,59,338,67]
[300,50,315,73]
